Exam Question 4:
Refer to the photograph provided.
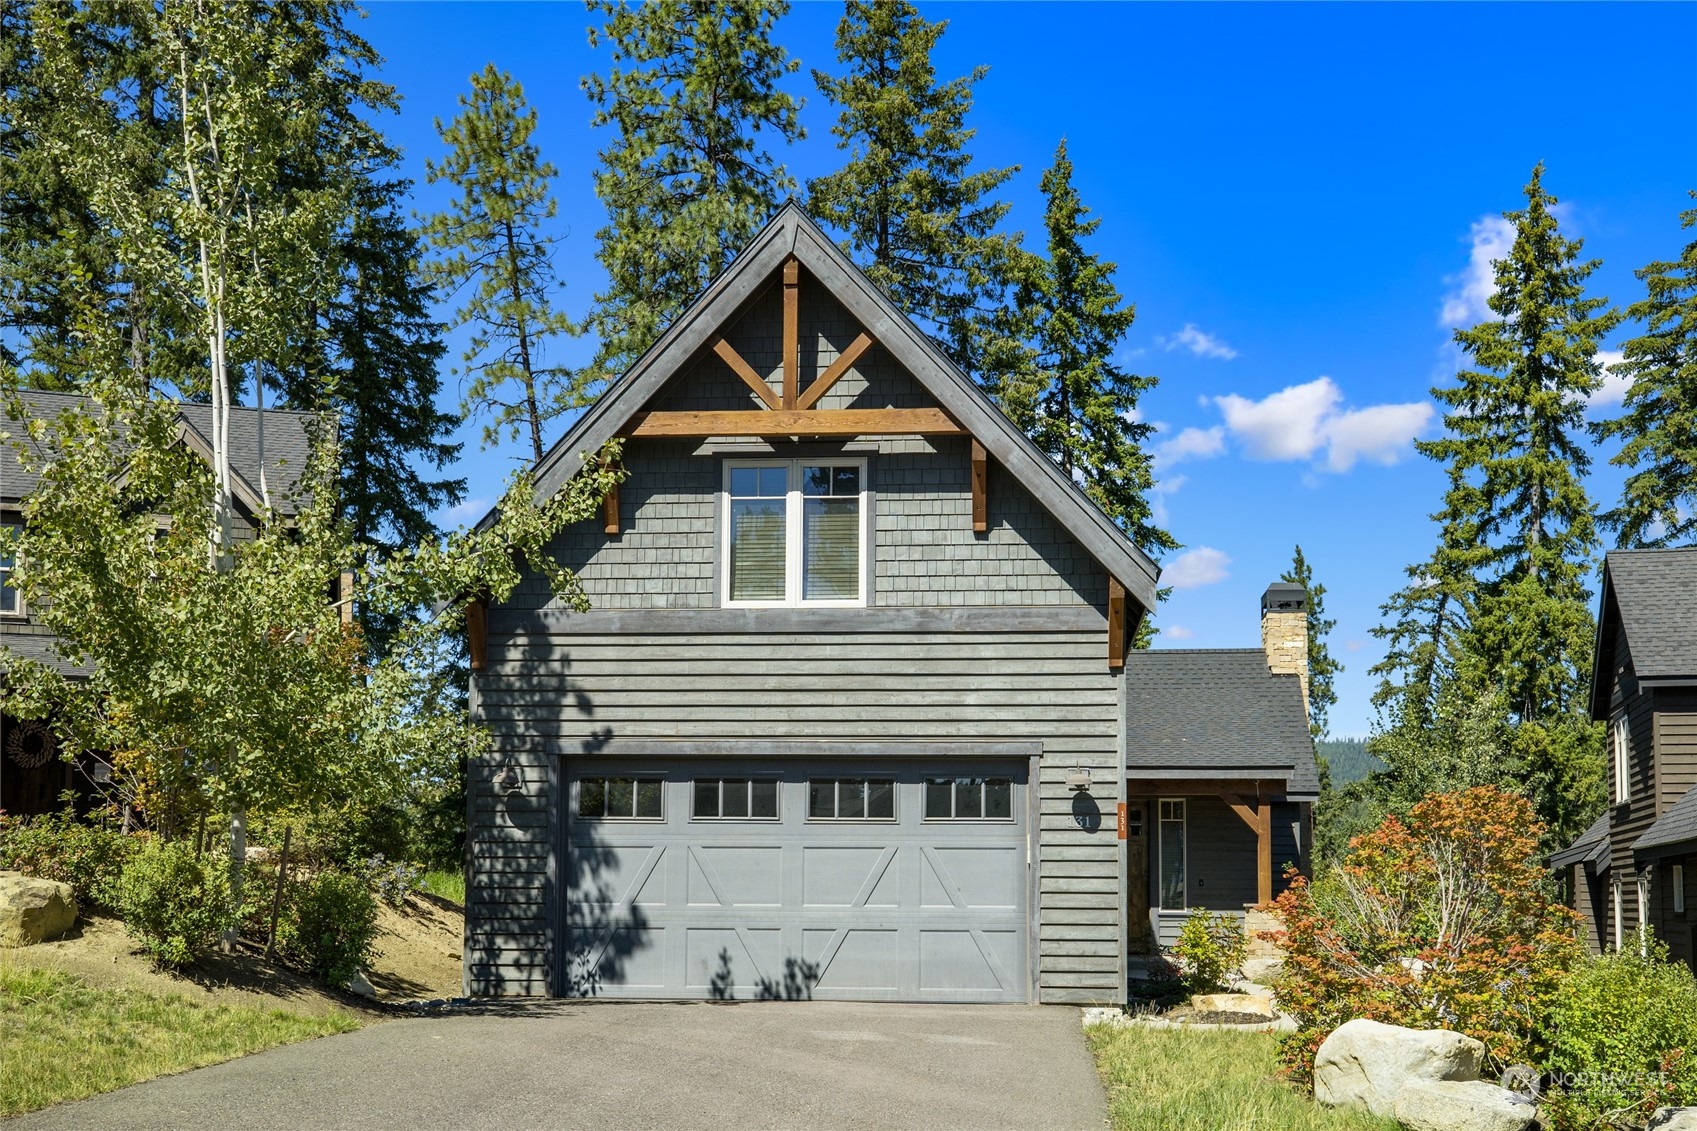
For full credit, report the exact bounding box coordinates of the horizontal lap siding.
[1609,627,1657,882]
[469,628,1123,1003]
[1657,691,1697,815]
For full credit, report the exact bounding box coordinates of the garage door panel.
[810,928,900,993]
[688,846,782,907]
[802,845,897,907]
[919,929,1018,992]
[928,846,1023,909]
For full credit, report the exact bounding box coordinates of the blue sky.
[354,1,1696,737]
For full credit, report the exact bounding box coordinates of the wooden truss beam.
[970,439,988,533]
[797,332,874,411]
[712,338,780,410]
[622,408,964,439]
[1107,577,1126,669]
[782,257,800,408]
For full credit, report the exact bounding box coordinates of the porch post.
[1256,798,1272,906]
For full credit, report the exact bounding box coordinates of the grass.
[1086,1023,1401,1131]
[417,868,464,905]
[0,965,363,1118]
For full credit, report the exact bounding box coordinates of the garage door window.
[692,778,780,820]
[924,777,1013,820]
[579,777,664,820]
[808,778,895,820]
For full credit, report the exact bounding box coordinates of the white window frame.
[1638,872,1653,955]
[1158,798,1187,912]
[0,518,23,618]
[1612,711,1631,804]
[721,458,868,608]
[1613,877,1624,951]
[1675,864,1686,916]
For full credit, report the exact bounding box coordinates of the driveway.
[9,1001,1108,1131]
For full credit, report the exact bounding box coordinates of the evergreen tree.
[806,0,1018,375]
[984,140,1173,560]
[421,63,582,466]
[1282,544,1339,739]
[1596,194,1697,547]
[1368,164,1615,844]
[583,0,803,375]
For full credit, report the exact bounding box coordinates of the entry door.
[562,759,1030,1003]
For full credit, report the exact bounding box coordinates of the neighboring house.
[1553,547,1697,969]
[464,203,1318,1006]
[0,389,314,817]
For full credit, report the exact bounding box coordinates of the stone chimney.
[1260,582,1309,718]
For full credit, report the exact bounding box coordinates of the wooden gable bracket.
[602,478,621,536]
[466,593,489,672]
[1224,792,1274,906]
[782,256,800,407]
[970,439,988,534]
[712,338,781,410]
[1107,577,1126,669]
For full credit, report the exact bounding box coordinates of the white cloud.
[1164,625,1196,640]
[442,497,491,526]
[1440,214,1514,327]
[1148,474,1186,527]
[1154,425,1226,469]
[1211,377,1432,472]
[1345,639,1365,653]
[1586,349,1630,410]
[1162,546,1231,590]
[1162,324,1239,360]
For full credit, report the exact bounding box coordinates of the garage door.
[563,759,1030,1002]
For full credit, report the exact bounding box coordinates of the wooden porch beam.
[712,338,780,410]
[1123,778,1275,797]
[622,408,964,439]
[1107,577,1126,669]
[782,257,800,408]
[970,439,988,533]
[797,332,874,411]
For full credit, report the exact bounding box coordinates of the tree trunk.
[225,805,246,949]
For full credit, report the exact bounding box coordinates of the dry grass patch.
[1086,1023,1400,1131]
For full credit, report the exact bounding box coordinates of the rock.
[1649,1109,1697,1131]
[1393,1080,1536,1131]
[346,970,377,998]
[1314,1018,1485,1117]
[0,871,77,946]
[1241,956,1284,984]
[1191,993,1278,1018]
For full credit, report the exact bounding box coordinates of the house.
[1553,547,1697,968]
[464,202,1318,1005]
[0,389,314,817]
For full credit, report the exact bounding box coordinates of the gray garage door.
[563,759,1030,1003]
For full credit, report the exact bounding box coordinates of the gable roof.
[1635,785,1697,860]
[2,389,316,517]
[1124,648,1322,798]
[507,201,1160,611]
[1550,810,1611,873]
[1590,547,1697,719]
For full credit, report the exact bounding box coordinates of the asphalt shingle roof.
[2,389,316,514]
[1125,648,1322,797]
[1550,810,1611,872]
[1635,786,1697,858]
[1607,548,1697,681]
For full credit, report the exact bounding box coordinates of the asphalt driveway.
[8,1001,1108,1131]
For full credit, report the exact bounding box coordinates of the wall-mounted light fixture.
[493,759,525,796]
[1066,766,1093,793]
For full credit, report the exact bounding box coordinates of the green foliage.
[1369,164,1614,846]
[117,838,237,970]
[420,63,583,464]
[1596,193,1697,548]
[1283,546,1340,739]
[418,868,466,907]
[1270,787,1582,1086]
[1172,909,1246,995]
[276,869,379,986]
[982,140,1175,565]
[1314,739,1383,788]
[1541,933,1697,1130]
[584,0,803,375]
[806,0,1018,373]
[0,811,134,911]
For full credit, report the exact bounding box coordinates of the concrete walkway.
[9,1001,1108,1131]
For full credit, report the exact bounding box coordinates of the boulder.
[1392,1080,1537,1131]
[1648,1110,1697,1131]
[346,970,377,998]
[0,871,77,946]
[1314,1018,1485,1117]
[1241,956,1284,984]
[1191,992,1278,1018]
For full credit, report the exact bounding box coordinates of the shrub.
[1173,909,1247,995]
[1267,786,1582,1087]
[276,869,378,985]
[116,838,236,968]
[1540,932,1697,1130]
[364,854,421,908]
[0,811,135,910]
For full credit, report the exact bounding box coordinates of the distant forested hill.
[1317,737,1385,787]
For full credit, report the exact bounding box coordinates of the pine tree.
[583,0,803,375]
[806,0,1018,374]
[1596,194,1697,547]
[983,140,1174,563]
[420,63,582,466]
[1282,545,1339,739]
[1369,164,1616,843]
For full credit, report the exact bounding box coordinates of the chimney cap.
[1261,582,1307,614]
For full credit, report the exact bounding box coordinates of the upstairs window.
[724,460,865,606]
[0,519,20,615]
[1612,712,1631,804]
